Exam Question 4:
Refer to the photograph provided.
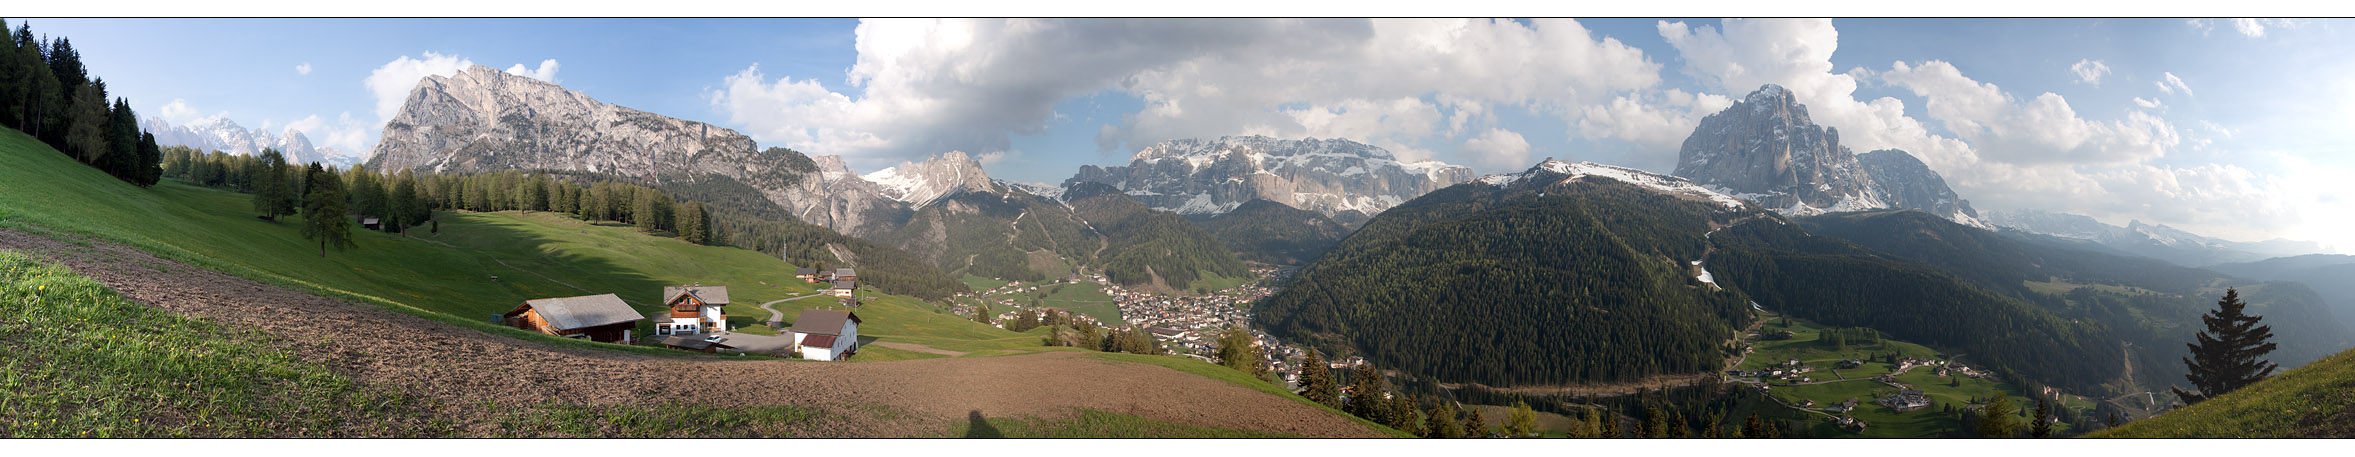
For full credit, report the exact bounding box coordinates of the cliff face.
[1675,85,1984,226]
[1065,135,1472,225]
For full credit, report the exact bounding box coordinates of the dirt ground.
[0,228,1384,438]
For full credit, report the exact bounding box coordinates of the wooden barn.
[655,285,730,335]
[789,309,863,361]
[795,267,820,283]
[504,293,644,343]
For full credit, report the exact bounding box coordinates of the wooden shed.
[504,293,645,343]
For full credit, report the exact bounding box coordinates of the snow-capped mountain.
[1484,159,1751,212]
[862,150,1002,207]
[1063,135,1473,226]
[1986,209,2333,266]
[1674,85,1985,227]
[139,116,359,167]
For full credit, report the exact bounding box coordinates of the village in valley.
[1724,312,2108,437]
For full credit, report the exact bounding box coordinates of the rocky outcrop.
[1673,84,1886,216]
[1675,85,1985,226]
[1857,149,1985,228]
[1064,135,1472,225]
[863,150,1003,207]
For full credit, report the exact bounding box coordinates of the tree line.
[1,18,163,187]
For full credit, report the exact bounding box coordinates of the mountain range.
[1985,209,2334,267]
[140,116,360,167]
[1066,136,1474,227]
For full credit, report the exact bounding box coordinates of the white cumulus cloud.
[1460,128,1531,170]
[295,62,312,75]
[282,112,373,156]
[365,52,562,125]
[2069,59,2109,85]
[505,59,560,83]
[2133,97,2163,109]
[155,98,219,125]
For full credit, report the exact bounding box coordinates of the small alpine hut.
[833,268,858,281]
[789,309,863,361]
[504,293,644,343]
[828,279,858,298]
[655,285,730,335]
[795,267,820,283]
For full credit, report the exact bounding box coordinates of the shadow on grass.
[965,410,1003,438]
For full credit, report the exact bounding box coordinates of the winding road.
[760,293,830,323]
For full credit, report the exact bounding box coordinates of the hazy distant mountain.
[140,116,358,167]
[1984,208,2332,267]
[1064,135,1473,227]
[1673,84,1985,227]
[1197,199,1348,265]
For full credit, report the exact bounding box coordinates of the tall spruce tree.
[2172,288,2279,405]
[1300,350,1341,410]
[63,80,106,164]
[1425,403,1462,439]
[300,164,354,257]
[1345,363,1384,420]
[1979,392,2019,438]
[2031,395,2053,438]
[1462,406,1488,438]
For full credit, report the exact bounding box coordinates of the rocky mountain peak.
[1065,135,1470,225]
[1855,149,1986,228]
[864,150,1001,206]
[1674,84,1984,226]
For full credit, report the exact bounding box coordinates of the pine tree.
[1979,392,2018,438]
[1642,406,1668,438]
[1671,410,1691,438]
[1702,412,1723,438]
[1300,350,1341,410]
[677,201,710,245]
[1504,401,1539,438]
[1425,403,1462,439]
[2173,288,2279,405]
[1345,363,1385,420]
[250,149,295,221]
[1462,405,1488,438]
[63,80,106,165]
[300,164,354,257]
[2031,395,2053,438]
[1740,414,1762,438]
[1601,409,1622,438]
[1394,395,1427,437]
[135,131,160,186]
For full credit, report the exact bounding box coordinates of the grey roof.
[662,285,730,306]
[521,294,644,330]
[835,268,856,277]
[831,279,857,290]
[789,309,862,336]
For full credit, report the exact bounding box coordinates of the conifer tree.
[1672,410,1691,438]
[1979,392,2018,438]
[250,149,295,221]
[1425,403,1462,439]
[1394,395,1427,437]
[1462,405,1488,438]
[1601,409,1622,438]
[1300,350,1341,409]
[63,80,106,164]
[2031,395,2053,438]
[1702,412,1723,438]
[1345,363,1385,420]
[300,164,354,257]
[2172,288,2279,405]
[1740,414,1762,438]
[1643,406,1668,438]
[135,131,160,186]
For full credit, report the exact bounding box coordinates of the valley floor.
[0,228,1386,438]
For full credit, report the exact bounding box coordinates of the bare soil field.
[0,228,1384,438]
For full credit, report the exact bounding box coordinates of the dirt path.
[871,342,970,357]
[0,229,1385,438]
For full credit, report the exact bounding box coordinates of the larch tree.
[2172,288,2279,405]
[1979,392,2019,438]
[300,164,354,257]
[1504,401,1539,438]
[1299,350,1341,410]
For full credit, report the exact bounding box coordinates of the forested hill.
[1796,210,2353,378]
[1705,216,2128,392]
[1064,182,1250,292]
[1197,199,1347,265]
[870,188,1102,282]
[1253,162,1758,386]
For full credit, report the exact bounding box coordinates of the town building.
[654,285,729,335]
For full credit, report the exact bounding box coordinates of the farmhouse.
[503,293,643,343]
[789,309,863,361]
[654,285,730,335]
[795,267,819,283]
[833,268,857,281]
[829,279,858,298]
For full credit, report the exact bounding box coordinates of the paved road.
[759,294,829,323]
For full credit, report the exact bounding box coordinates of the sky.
[20,17,2355,250]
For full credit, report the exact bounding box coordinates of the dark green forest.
[1255,174,1755,386]
[1065,182,1249,291]
[1197,199,1348,265]
[1,19,163,188]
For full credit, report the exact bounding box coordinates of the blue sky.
[20,18,2355,249]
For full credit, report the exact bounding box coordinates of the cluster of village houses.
[494,267,867,361]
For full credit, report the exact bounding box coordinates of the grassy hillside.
[0,128,1024,351]
[2091,346,2355,438]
